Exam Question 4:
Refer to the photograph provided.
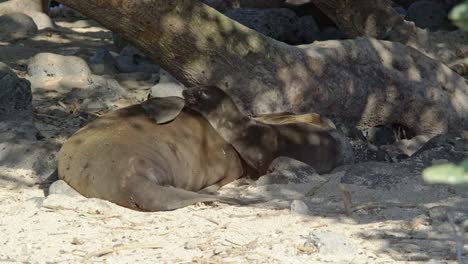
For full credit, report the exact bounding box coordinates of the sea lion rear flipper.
[129,180,241,211]
[141,96,185,124]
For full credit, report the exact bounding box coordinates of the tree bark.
[57,0,468,136]
[202,0,285,12]
[309,0,468,64]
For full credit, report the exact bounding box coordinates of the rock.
[225,8,300,44]
[0,0,51,29]
[406,135,465,166]
[329,130,355,166]
[0,140,60,180]
[48,4,83,18]
[350,141,392,163]
[27,53,92,82]
[0,0,43,15]
[24,11,54,30]
[308,231,357,256]
[258,157,319,185]
[428,205,468,225]
[116,46,160,73]
[341,161,413,190]
[393,6,407,17]
[290,200,310,214]
[359,125,397,146]
[406,0,448,31]
[320,26,347,40]
[0,13,38,41]
[0,62,36,140]
[296,15,320,43]
[48,180,82,198]
[58,75,127,110]
[89,48,117,75]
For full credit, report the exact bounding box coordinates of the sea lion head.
[183,85,233,114]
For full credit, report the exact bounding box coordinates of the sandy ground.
[0,16,467,264]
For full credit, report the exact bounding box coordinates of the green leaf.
[449,1,468,30]
[422,162,468,185]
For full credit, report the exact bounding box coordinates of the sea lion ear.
[141,96,185,124]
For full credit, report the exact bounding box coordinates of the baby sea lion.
[183,86,351,174]
[57,97,246,212]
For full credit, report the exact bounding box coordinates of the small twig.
[193,214,219,226]
[82,243,162,263]
[224,239,242,246]
[34,112,63,120]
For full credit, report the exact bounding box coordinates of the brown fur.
[58,103,245,211]
[183,86,348,174]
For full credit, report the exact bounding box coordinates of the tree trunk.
[57,0,468,136]
[202,0,285,12]
[309,0,468,64]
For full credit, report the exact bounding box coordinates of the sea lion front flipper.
[141,96,185,124]
[128,180,242,211]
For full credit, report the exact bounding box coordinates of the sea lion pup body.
[58,97,245,211]
[183,86,350,174]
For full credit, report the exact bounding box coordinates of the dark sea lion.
[57,97,246,212]
[183,86,351,174]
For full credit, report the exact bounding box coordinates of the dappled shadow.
[0,1,466,260]
[0,19,113,71]
[58,0,467,137]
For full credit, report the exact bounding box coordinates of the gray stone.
[341,161,413,190]
[116,46,160,73]
[89,48,117,75]
[225,8,300,44]
[48,180,82,198]
[428,205,468,225]
[350,141,392,163]
[406,135,465,166]
[290,199,310,214]
[296,15,320,43]
[0,12,38,41]
[24,11,54,30]
[407,0,448,30]
[256,157,318,185]
[0,62,32,117]
[308,231,357,256]
[329,130,355,166]
[320,26,347,40]
[0,62,36,140]
[393,6,407,17]
[0,0,44,16]
[48,4,83,18]
[27,53,92,81]
[0,140,59,180]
